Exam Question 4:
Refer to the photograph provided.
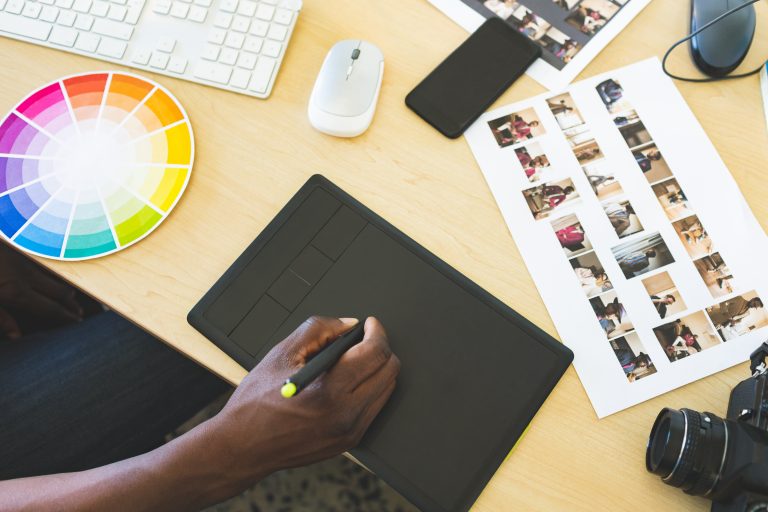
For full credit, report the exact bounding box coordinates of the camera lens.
[646,408,729,496]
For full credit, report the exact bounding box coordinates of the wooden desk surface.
[3,0,767,509]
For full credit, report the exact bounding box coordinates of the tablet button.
[290,246,332,284]
[312,206,366,260]
[268,268,310,310]
[230,295,288,356]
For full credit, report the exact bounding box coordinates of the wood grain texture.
[2,0,767,509]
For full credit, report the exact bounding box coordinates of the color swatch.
[0,72,194,260]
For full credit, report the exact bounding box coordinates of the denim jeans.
[0,311,231,480]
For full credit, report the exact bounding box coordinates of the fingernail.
[339,317,359,326]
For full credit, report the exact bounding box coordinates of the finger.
[280,316,359,365]
[351,353,400,398]
[326,317,394,389]
[0,307,21,340]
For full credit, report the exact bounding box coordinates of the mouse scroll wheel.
[351,48,360,60]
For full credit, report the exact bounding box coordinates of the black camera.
[646,342,768,512]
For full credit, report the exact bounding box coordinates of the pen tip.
[281,382,297,398]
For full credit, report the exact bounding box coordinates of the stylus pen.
[281,322,366,398]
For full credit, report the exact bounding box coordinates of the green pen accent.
[281,381,298,398]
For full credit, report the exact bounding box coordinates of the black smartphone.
[406,17,542,138]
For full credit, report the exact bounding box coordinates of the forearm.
[0,416,267,512]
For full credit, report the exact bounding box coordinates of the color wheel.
[0,72,194,261]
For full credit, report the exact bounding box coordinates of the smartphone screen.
[406,17,541,138]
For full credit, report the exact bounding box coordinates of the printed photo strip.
[653,311,720,362]
[570,250,613,297]
[706,292,768,341]
[515,142,550,182]
[590,290,634,339]
[552,213,593,258]
[693,253,736,298]
[583,161,623,201]
[488,108,545,148]
[603,199,643,239]
[610,332,656,382]
[641,271,687,320]
[522,178,580,220]
[612,232,675,279]
[652,178,692,221]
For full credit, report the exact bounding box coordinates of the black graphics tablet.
[188,175,573,512]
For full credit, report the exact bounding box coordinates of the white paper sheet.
[427,0,651,90]
[465,58,768,417]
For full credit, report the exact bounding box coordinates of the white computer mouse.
[308,40,384,138]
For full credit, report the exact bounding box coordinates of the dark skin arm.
[0,316,400,512]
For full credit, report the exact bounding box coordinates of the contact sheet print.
[465,58,768,417]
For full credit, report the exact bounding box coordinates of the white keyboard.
[0,0,301,98]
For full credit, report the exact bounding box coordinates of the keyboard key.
[261,0,276,4]
[40,5,58,21]
[262,39,280,57]
[224,31,243,48]
[6,0,24,13]
[212,11,230,27]
[22,2,42,17]
[207,27,225,44]
[39,0,55,5]
[193,61,231,83]
[74,12,94,29]
[192,0,209,6]
[151,0,169,13]
[219,47,236,64]
[229,68,250,88]
[231,14,248,32]
[0,10,51,37]
[124,5,139,22]
[0,0,7,10]
[131,47,151,64]
[49,25,77,45]
[218,0,235,11]
[156,35,174,52]
[266,23,286,41]
[254,3,272,20]
[54,0,72,8]
[187,4,205,21]
[106,3,125,19]
[243,35,261,53]
[112,0,127,4]
[278,0,300,9]
[92,17,132,39]
[74,31,99,51]
[249,55,274,93]
[235,0,253,15]
[96,36,125,57]
[168,0,186,16]
[149,51,168,68]
[236,51,255,69]
[273,7,291,24]
[201,43,219,60]
[249,19,267,36]
[57,10,75,24]
[72,0,90,12]
[90,0,107,14]
[167,55,187,73]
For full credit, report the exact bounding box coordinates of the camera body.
[710,373,768,512]
[646,343,768,512]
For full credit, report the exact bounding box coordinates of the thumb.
[0,307,21,341]
[282,316,359,365]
